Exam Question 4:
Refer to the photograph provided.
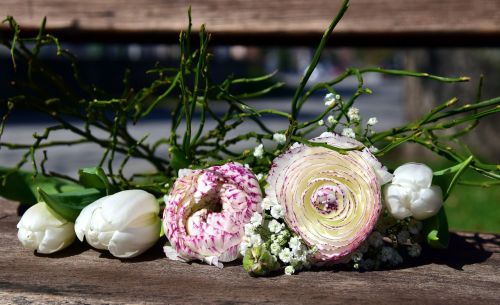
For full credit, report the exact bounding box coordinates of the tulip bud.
[75,190,161,258]
[17,202,76,254]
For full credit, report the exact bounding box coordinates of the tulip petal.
[17,202,76,254]
[86,206,115,250]
[37,223,76,254]
[74,199,103,241]
[17,228,43,251]
[100,190,159,230]
[108,217,161,258]
[17,202,67,231]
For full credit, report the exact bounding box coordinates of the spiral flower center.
[310,185,341,214]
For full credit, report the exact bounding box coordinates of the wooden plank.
[1,199,499,304]
[1,0,500,45]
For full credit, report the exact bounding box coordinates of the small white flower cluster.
[341,127,356,138]
[260,197,285,219]
[241,196,315,275]
[327,115,337,125]
[253,143,264,159]
[324,93,340,107]
[320,93,382,141]
[240,211,265,256]
[364,116,378,137]
[320,93,342,129]
[367,117,378,126]
[347,107,360,122]
[270,232,313,275]
[350,217,424,270]
[369,145,379,154]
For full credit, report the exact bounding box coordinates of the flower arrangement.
[1,0,499,276]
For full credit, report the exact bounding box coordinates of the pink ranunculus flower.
[163,162,262,268]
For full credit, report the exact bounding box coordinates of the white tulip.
[75,190,161,258]
[384,163,443,220]
[17,202,76,254]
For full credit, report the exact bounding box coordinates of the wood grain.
[1,0,500,45]
[0,199,499,304]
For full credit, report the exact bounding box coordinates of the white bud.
[284,265,295,275]
[384,163,443,220]
[250,212,263,226]
[270,242,281,255]
[260,197,277,211]
[369,146,379,154]
[279,248,292,263]
[253,144,264,159]
[75,190,161,258]
[324,93,336,107]
[17,202,75,254]
[273,133,287,145]
[367,117,378,126]
[347,107,360,122]
[288,236,302,251]
[341,128,356,139]
[327,115,337,125]
[270,205,284,219]
[268,219,284,233]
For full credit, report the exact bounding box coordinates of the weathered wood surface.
[0,199,499,305]
[1,0,500,45]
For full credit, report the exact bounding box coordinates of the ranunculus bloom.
[267,132,387,264]
[384,163,443,220]
[17,202,75,254]
[163,162,262,268]
[75,190,161,258]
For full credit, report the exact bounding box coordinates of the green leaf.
[433,156,474,201]
[0,167,81,205]
[169,146,190,172]
[423,207,449,249]
[78,167,112,195]
[38,187,103,222]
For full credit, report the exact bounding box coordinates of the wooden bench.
[2,0,500,46]
[1,1,499,304]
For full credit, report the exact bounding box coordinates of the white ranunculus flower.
[384,163,443,220]
[75,190,161,258]
[17,202,76,254]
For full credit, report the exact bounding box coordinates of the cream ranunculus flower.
[267,132,385,264]
[17,202,76,254]
[384,163,443,220]
[75,190,161,258]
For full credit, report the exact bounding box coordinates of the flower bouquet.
[1,0,499,276]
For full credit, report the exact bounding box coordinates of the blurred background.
[1,45,499,232]
[1,0,499,232]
